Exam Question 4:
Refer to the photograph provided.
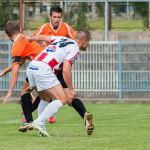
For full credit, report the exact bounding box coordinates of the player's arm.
[26,35,52,44]
[63,60,77,99]
[0,57,26,78]
[63,60,73,90]
[20,57,27,65]
[3,36,29,103]
[3,55,25,104]
[3,62,20,104]
[0,64,13,77]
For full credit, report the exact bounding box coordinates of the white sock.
[35,100,63,123]
[38,100,49,117]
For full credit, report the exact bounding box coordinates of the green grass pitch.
[0,102,150,150]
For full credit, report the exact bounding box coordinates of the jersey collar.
[49,20,62,33]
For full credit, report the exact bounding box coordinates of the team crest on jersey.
[46,46,56,52]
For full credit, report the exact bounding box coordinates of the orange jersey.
[11,34,44,61]
[33,22,76,39]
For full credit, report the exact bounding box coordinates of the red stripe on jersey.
[37,52,48,61]
[54,69,58,75]
[59,63,63,69]
[68,52,79,65]
[48,58,59,69]
[50,39,56,44]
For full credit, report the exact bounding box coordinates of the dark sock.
[32,96,40,112]
[71,98,87,119]
[21,93,33,123]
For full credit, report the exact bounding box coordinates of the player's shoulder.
[38,23,49,31]
[13,34,28,45]
[62,22,72,28]
[43,22,50,27]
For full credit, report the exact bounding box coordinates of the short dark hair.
[76,29,91,41]
[5,21,20,37]
[50,6,63,16]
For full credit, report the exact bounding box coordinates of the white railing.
[1,40,150,98]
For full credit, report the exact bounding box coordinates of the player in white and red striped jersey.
[26,29,94,137]
[34,36,79,73]
[27,36,79,92]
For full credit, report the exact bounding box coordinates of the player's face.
[80,39,90,51]
[50,12,62,29]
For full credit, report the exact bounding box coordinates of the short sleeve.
[11,37,29,58]
[64,45,80,65]
[32,23,47,36]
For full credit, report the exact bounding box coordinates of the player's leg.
[21,79,55,124]
[57,70,87,118]
[64,88,94,135]
[37,99,56,123]
[20,80,33,123]
[18,80,35,132]
[37,100,49,116]
[26,63,67,136]
[57,70,94,135]
[35,84,66,122]
[32,84,67,137]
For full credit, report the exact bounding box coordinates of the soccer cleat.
[48,116,56,124]
[32,121,49,137]
[38,131,47,137]
[84,112,94,136]
[18,122,33,132]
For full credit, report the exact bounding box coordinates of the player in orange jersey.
[0,21,45,128]
[32,6,76,123]
[33,6,75,39]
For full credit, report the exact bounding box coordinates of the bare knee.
[60,96,67,105]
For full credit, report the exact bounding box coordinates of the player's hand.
[25,35,33,42]
[38,41,46,47]
[3,91,12,104]
[0,71,5,77]
[70,89,77,99]
[66,89,77,106]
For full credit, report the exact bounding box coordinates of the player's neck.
[12,33,21,42]
[75,39,81,49]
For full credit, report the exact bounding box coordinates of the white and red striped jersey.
[34,36,80,74]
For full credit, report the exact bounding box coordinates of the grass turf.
[89,18,146,31]
[0,102,150,150]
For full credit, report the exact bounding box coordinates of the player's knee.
[59,96,67,105]
[20,93,32,104]
[67,101,72,106]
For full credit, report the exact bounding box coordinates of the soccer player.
[21,5,94,135]
[33,6,75,39]
[0,21,45,126]
[1,20,94,135]
[26,29,93,137]
[20,5,76,124]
